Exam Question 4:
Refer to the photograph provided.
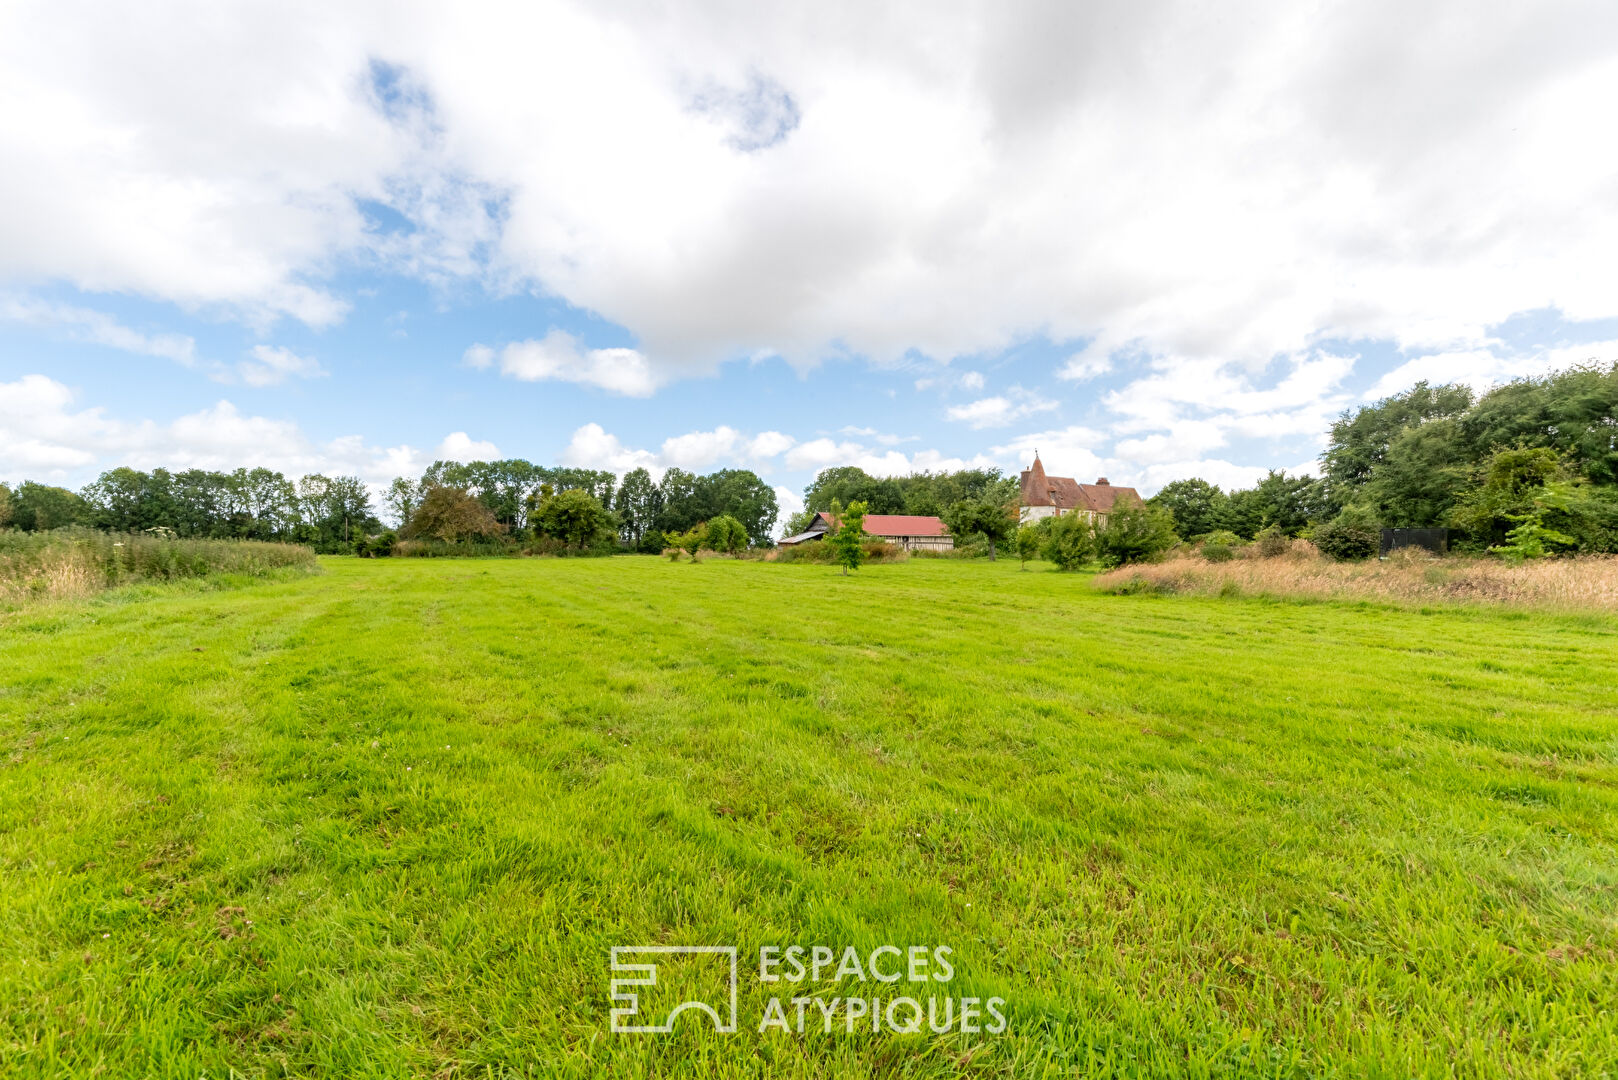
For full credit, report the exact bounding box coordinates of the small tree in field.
[1015,524,1041,569]
[827,499,868,575]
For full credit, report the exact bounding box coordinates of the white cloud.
[1364,340,1618,400]
[0,296,196,365]
[959,371,985,391]
[660,426,741,469]
[560,422,661,475]
[2,1,1613,386]
[1058,348,1112,381]
[474,331,661,396]
[746,430,796,458]
[238,344,325,386]
[946,390,1059,429]
[0,373,427,487]
[435,431,501,462]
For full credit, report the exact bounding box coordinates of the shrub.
[637,529,667,555]
[1041,513,1096,571]
[355,530,398,558]
[1014,525,1041,569]
[1096,504,1179,568]
[1312,522,1378,561]
[1202,542,1236,563]
[703,515,748,554]
[1252,525,1291,558]
[533,488,615,548]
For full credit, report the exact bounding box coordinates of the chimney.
[1096,477,1110,485]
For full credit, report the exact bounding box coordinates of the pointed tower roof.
[1020,454,1054,507]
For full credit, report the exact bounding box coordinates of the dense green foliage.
[1094,503,1180,567]
[400,486,506,542]
[1039,513,1096,570]
[1,558,1614,1077]
[11,481,89,533]
[1322,365,1618,547]
[1310,521,1378,561]
[801,465,1009,519]
[9,456,778,557]
[941,492,1019,560]
[1148,363,1618,555]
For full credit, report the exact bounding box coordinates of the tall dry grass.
[0,528,318,607]
[1092,544,1618,611]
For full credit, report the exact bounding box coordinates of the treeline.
[387,461,778,551]
[0,468,380,551]
[1152,362,1618,556]
[782,466,1017,535]
[0,458,781,555]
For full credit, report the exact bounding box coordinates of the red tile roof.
[812,512,948,537]
[1020,457,1141,513]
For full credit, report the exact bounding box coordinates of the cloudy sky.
[4,0,1617,526]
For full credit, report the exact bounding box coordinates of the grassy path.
[1,557,1615,1077]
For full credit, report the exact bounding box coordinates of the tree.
[12,482,86,531]
[1041,513,1096,570]
[1014,525,1041,569]
[615,467,660,544]
[1095,503,1178,567]
[1460,363,1618,485]
[0,483,11,529]
[403,486,505,542]
[703,514,748,554]
[533,488,614,548]
[655,468,704,534]
[826,500,868,575]
[384,478,422,530]
[1149,479,1228,539]
[702,469,778,544]
[942,493,1017,560]
[1322,380,1475,500]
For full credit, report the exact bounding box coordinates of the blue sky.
[3,1,1616,530]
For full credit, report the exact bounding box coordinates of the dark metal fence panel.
[1380,528,1449,556]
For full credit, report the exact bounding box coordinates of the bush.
[1312,522,1378,561]
[1041,513,1096,571]
[1096,504,1179,568]
[1252,525,1291,558]
[703,515,749,554]
[1202,542,1236,563]
[637,529,667,555]
[771,540,906,564]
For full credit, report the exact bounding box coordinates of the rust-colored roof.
[812,511,948,537]
[1020,458,1141,513]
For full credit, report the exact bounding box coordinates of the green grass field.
[2,557,1615,1078]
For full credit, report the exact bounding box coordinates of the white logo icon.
[610,945,739,1033]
